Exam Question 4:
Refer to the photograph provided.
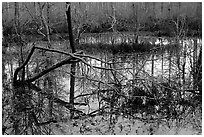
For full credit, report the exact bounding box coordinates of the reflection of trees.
[2,2,201,135]
[3,40,202,134]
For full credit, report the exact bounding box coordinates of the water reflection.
[79,32,202,47]
[4,37,201,114]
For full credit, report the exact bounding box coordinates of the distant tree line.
[2,2,202,38]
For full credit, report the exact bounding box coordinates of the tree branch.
[74,92,97,99]
[26,57,78,83]
[35,46,83,57]
[23,82,88,110]
[13,44,35,83]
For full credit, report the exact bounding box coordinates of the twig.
[74,92,97,99]
[79,58,128,80]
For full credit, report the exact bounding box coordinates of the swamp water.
[3,37,202,134]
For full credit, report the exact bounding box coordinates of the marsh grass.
[76,42,161,54]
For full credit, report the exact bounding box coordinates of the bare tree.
[66,2,76,119]
[38,2,51,43]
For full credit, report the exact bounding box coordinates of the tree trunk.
[38,2,53,134]
[193,39,197,90]
[14,2,20,30]
[168,52,171,84]
[132,3,139,44]
[12,84,24,135]
[38,2,51,43]
[193,40,202,93]
[12,3,23,134]
[46,3,53,134]
[66,2,76,119]
[197,48,202,93]
[151,54,154,78]
[160,2,163,17]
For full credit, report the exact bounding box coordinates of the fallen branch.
[26,57,79,82]
[14,44,84,84]
[13,43,35,83]
[35,46,83,57]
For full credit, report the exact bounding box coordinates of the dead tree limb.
[13,43,35,83]
[13,44,82,84]
[26,57,79,83]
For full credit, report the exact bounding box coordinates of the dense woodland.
[2,2,202,135]
[2,2,202,38]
